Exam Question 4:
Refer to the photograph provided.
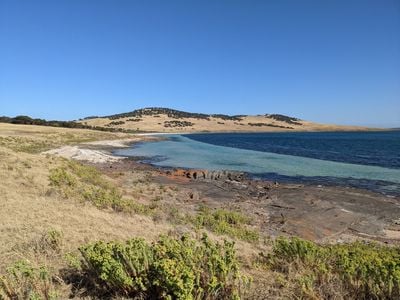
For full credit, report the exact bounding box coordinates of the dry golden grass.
[0,150,170,261]
[0,123,132,153]
[0,125,171,272]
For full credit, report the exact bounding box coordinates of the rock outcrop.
[165,169,246,181]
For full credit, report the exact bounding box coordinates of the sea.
[114,131,400,196]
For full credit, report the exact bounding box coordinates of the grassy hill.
[78,107,370,133]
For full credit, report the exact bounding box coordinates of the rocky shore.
[155,166,400,243]
[45,136,400,244]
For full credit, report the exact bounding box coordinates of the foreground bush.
[264,237,400,299]
[0,260,58,300]
[74,235,249,299]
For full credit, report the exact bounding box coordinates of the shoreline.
[112,133,400,197]
[96,152,400,244]
[135,128,393,136]
[43,135,400,244]
[45,134,400,198]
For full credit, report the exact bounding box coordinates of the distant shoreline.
[136,128,390,136]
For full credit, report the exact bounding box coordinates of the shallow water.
[115,132,400,196]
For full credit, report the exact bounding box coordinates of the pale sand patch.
[42,136,163,163]
[43,146,124,163]
[83,137,145,147]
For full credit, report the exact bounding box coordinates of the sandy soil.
[44,146,124,163]
[42,136,161,163]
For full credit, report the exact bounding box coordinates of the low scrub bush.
[0,260,59,300]
[49,161,154,215]
[263,237,400,299]
[73,235,249,299]
[192,207,259,242]
[49,168,76,188]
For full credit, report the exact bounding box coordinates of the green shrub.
[0,260,59,300]
[66,161,105,187]
[80,238,153,294]
[49,168,76,188]
[264,237,400,299]
[82,185,122,209]
[77,235,249,299]
[48,161,154,215]
[193,207,259,242]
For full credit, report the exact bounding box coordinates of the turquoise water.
[115,134,400,196]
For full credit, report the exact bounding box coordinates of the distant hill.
[0,108,375,133]
[78,107,371,133]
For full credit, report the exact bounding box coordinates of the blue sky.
[0,0,399,127]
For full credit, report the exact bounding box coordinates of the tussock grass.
[0,136,55,154]
[33,230,64,256]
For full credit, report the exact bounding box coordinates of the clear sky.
[0,0,399,127]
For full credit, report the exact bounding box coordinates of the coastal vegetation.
[257,237,400,299]
[49,160,154,215]
[70,235,247,299]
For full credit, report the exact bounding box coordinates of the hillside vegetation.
[79,107,370,133]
